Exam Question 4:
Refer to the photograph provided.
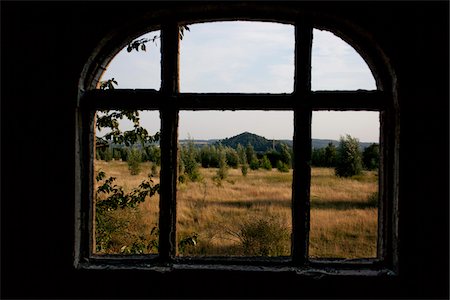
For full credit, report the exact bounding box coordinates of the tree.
[180,139,201,182]
[214,146,228,182]
[260,155,272,170]
[362,143,380,170]
[246,143,259,170]
[127,147,142,175]
[279,143,292,168]
[324,142,337,167]
[225,147,239,168]
[335,134,363,177]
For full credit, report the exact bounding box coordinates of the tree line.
[96,135,379,179]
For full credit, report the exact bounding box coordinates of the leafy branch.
[126,25,190,53]
[95,170,160,211]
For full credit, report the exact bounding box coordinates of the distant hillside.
[180,132,376,151]
[218,132,280,152]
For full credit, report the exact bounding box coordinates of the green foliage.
[236,143,247,165]
[99,78,118,90]
[94,170,159,253]
[335,134,363,178]
[241,163,249,177]
[236,217,290,256]
[279,143,292,167]
[180,140,201,182]
[144,145,161,165]
[363,143,380,170]
[214,148,228,185]
[126,25,190,53]
[324,142,337,167]
[96,170,159,211]
[103,147,113,162]
[127,147,142,175]
[200,145,219,168]
[245,143,260,170]
[96,110,160,148]
[276,160,290,173]
[265,150,282,168]
[225,147,239,168]
[150,163,158,177]
[312,142,337,167]
[260,155,272,170]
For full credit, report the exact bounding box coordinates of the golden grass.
[94,161,378,258]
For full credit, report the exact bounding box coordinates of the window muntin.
[78,18,393,272]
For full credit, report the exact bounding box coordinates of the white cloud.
[99,23,379,141]
[180,21,295,93]
[312,29,376,90]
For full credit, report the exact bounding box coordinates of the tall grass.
[94,161,378,258]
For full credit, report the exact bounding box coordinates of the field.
[94,160,378,258]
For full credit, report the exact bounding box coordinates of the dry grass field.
[94,160,378,258]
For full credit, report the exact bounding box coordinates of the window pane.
[309,111,379,259]
[93,110,160,255]
[99,31,161,90]
[177,111,293,256]
[180,22,294,93]
[312,29,376,91]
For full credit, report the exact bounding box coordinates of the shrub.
[127,147,142,175]
[241,163,249,176]
[260,155,272,170]
[276,160,289,172]
[103,147,113,162]
[225,147,239,168]
[215,148,228,181]
[180,140,202,182]
[363,143,380,170]
[335,134,363,178]
[237,217,290,256]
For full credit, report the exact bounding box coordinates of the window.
[76,14,398,276]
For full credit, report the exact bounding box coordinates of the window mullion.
[159,22,180,261]
[292,21,312,265]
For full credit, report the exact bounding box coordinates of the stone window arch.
[75,4,399,275]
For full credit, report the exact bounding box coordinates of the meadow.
[94,160,378,259]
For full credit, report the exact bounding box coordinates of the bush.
[276,160,289,172]
[127,147,142,175]
[335,134,363,178]
[241,163,249,176]
[363,143,380,170]
[260,155,272,170]
[237,217,290,256]
[103,147,113,162]
[180,140,202,182]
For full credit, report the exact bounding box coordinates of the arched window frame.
[75,9,399,276]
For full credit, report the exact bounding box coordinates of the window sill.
[76,256,396,278]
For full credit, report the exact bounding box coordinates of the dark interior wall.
[1,1,448,298]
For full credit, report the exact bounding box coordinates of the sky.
[100,21,379,143]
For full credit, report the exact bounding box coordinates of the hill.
[179,132,376,151]
[218,132,279,152]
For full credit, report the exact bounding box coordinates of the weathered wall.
[2,2,448,298]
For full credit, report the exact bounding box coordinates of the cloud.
[312,29,376,90]
[99,23,379,141]
[180,21,295,93]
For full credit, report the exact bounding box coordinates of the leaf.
[141,44,146,51]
